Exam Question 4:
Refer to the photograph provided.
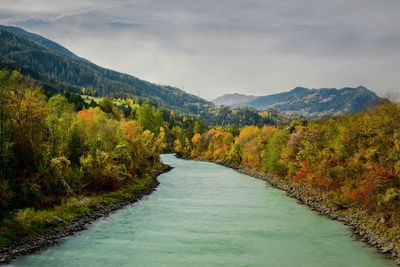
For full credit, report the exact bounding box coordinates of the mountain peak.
[212,93,258,107]
[354,86,370,92]
[290,87,309,93]
[213,86,381,117]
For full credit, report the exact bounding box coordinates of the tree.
[193,121,205,135]
[0,70,14,180]
[120,120,148,175]
[236,126,262,169]
[137,102,164,134]
[46,95,75,157]
[0,179,13,216]
[98,98,123,119]
[68,123,83,167]
[262,128,290,176]
[0,69,168,221]
[191,133,203,158]
[80,149,129,191]
[155,127,167,154]
[9,82,49,170]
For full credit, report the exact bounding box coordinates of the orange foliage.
[190,133,203,158]
[77,109,93,122]
[191,133,202,144]
[120,120,140,140]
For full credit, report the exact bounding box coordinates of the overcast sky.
[0,0,399,99]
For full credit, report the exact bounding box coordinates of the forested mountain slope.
[0,25,209,114]
[213,86,381,117]
[0,25,274,126]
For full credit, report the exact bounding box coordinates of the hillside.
[0,25,209,115]
[213,86,382,116]
[0,25,275,127]
[0,25,80,60]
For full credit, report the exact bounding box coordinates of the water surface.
[10,154,394,266]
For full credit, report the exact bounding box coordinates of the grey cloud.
[0,0,399,99]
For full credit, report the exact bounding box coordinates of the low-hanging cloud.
[0,0,399,99]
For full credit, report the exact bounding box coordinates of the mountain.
[213,86,382,116]
[0,24,379,121]
[0,25,274,127]
[212,93,258,107]
[0,25,210,115]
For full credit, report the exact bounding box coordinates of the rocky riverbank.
[0,165,172,265]
[192,156,400,265]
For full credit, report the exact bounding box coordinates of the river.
[9,154,394,266]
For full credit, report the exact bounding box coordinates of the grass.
[0,174,156,247]
[81,95,128,108]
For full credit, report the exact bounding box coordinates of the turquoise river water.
[9,154,394,266]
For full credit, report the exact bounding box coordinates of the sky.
[0,0,399,100]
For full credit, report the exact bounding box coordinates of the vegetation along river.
[9,154,394,266]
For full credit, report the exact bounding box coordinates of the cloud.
[0,0,399,99]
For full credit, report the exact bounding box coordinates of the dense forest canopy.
[0,70,169,244]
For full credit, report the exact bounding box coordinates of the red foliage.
[313,176,322,187]
[293,161,312,183]
[347,187,365,202]
[346,163,393,211]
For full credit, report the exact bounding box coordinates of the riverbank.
[0,164,172,265]
[185,156,400,265]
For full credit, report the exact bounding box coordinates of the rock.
[381,244,394,253]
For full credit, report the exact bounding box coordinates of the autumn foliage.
[0,70,167,218]
[176,101,400,227]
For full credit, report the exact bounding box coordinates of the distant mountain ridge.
[212,86,381,116]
